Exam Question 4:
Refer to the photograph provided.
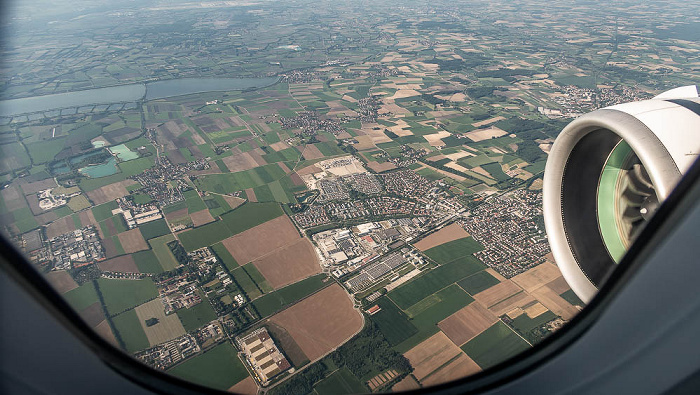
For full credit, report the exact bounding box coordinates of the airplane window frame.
[2,155,700,395]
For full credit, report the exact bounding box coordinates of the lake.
[0,76,280,117]
[108,144,139,161]
[78,157,119,178]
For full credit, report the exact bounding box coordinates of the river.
[0,76,279,118]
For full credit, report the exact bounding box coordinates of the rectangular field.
[403,331,463,381]
[176,298,218,332]
[422,237,484,264]
[457,271,501,295]
[314,368,366,395]
[253,274,329,317]
[369,297,419,346]
[167,342,250,391]
[420,353,481,387]
[134,299,186,346]
[438,302,499,346]
[149,234,180,271]
[251,238,321,289]
[461,321,530,369]
[388,257,485,310]
[268,283,363,361]
[395,285,474,354]
[96,278,158,315]
[413,223,470,251]
[118,228,149,254]
[111,309,150,353]
[178,202,283,251]
[221,215,300,265]
[472,280,523,308]
[98,255,140,273]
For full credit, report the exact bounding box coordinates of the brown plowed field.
[102,238,119,258]
[290,172,304,186]
[511,262,562,293]
[438,302,499,346]
[80,302,106,327]
[221,195,246,210]
[296,164,322,176]
[78,210,98,228]
[165,208,189,222]
[530,287,579,320]
[421,353,481,386]
[118,228,149,254]
[87,180,137,205]
[95,320,119,346]
[190,209,215,227]
[45,270,78,293]
[223,151,258,172]
[244,188,257,202]
[228,377,257,394]
[367,161,397,173]
[546,276,571,295]
[98,255,140,273]
[404,331,463,381]
[222,216,300,264]
[252,238,321,289]
[268,284,362,361]
[473,280,522,308]
[270,141,290,152]
[392,375,420,392]
[413,223,470,251]
[278,162,291,173]
[46,216,77,239]
[19,178,57,195]
[301,144,324,160]
[488,292,536,317]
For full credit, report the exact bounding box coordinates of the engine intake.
[543,86,700,303]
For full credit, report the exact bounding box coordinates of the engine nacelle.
[543,86,700,303]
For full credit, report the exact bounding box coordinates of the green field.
[388,257,485,310]
[369,296,419,346]
[92,201,119,222]
[221,202,284,234]
[96,278,158,315]
[243,263,274,293]
[112,309,150,352]
[461,321,530,369]
[183,189,207,213]
[313,368,367,395]
[138,219,171,240]
[457,271,501,295]
[167,342,249,391]
[149,234,180,270]
[395,285,474,353]
[177,299,218,332]
[509,310,557,342]
[212,242,238,271]
[560,289,583,307]
[252,274,329,317]
[178,202,284,251]
[481,162,510,181]
[131,250,164,273]
[422,237,484,265]
[193,163,287,194]
[231,266,262,300]
[63,282,100,311]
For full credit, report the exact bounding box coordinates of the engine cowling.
[543,86,700,303]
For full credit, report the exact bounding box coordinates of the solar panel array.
[345,253,408,292]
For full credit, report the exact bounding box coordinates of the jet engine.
[543,86,700,303]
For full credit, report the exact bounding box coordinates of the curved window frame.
[2,157,700,395]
